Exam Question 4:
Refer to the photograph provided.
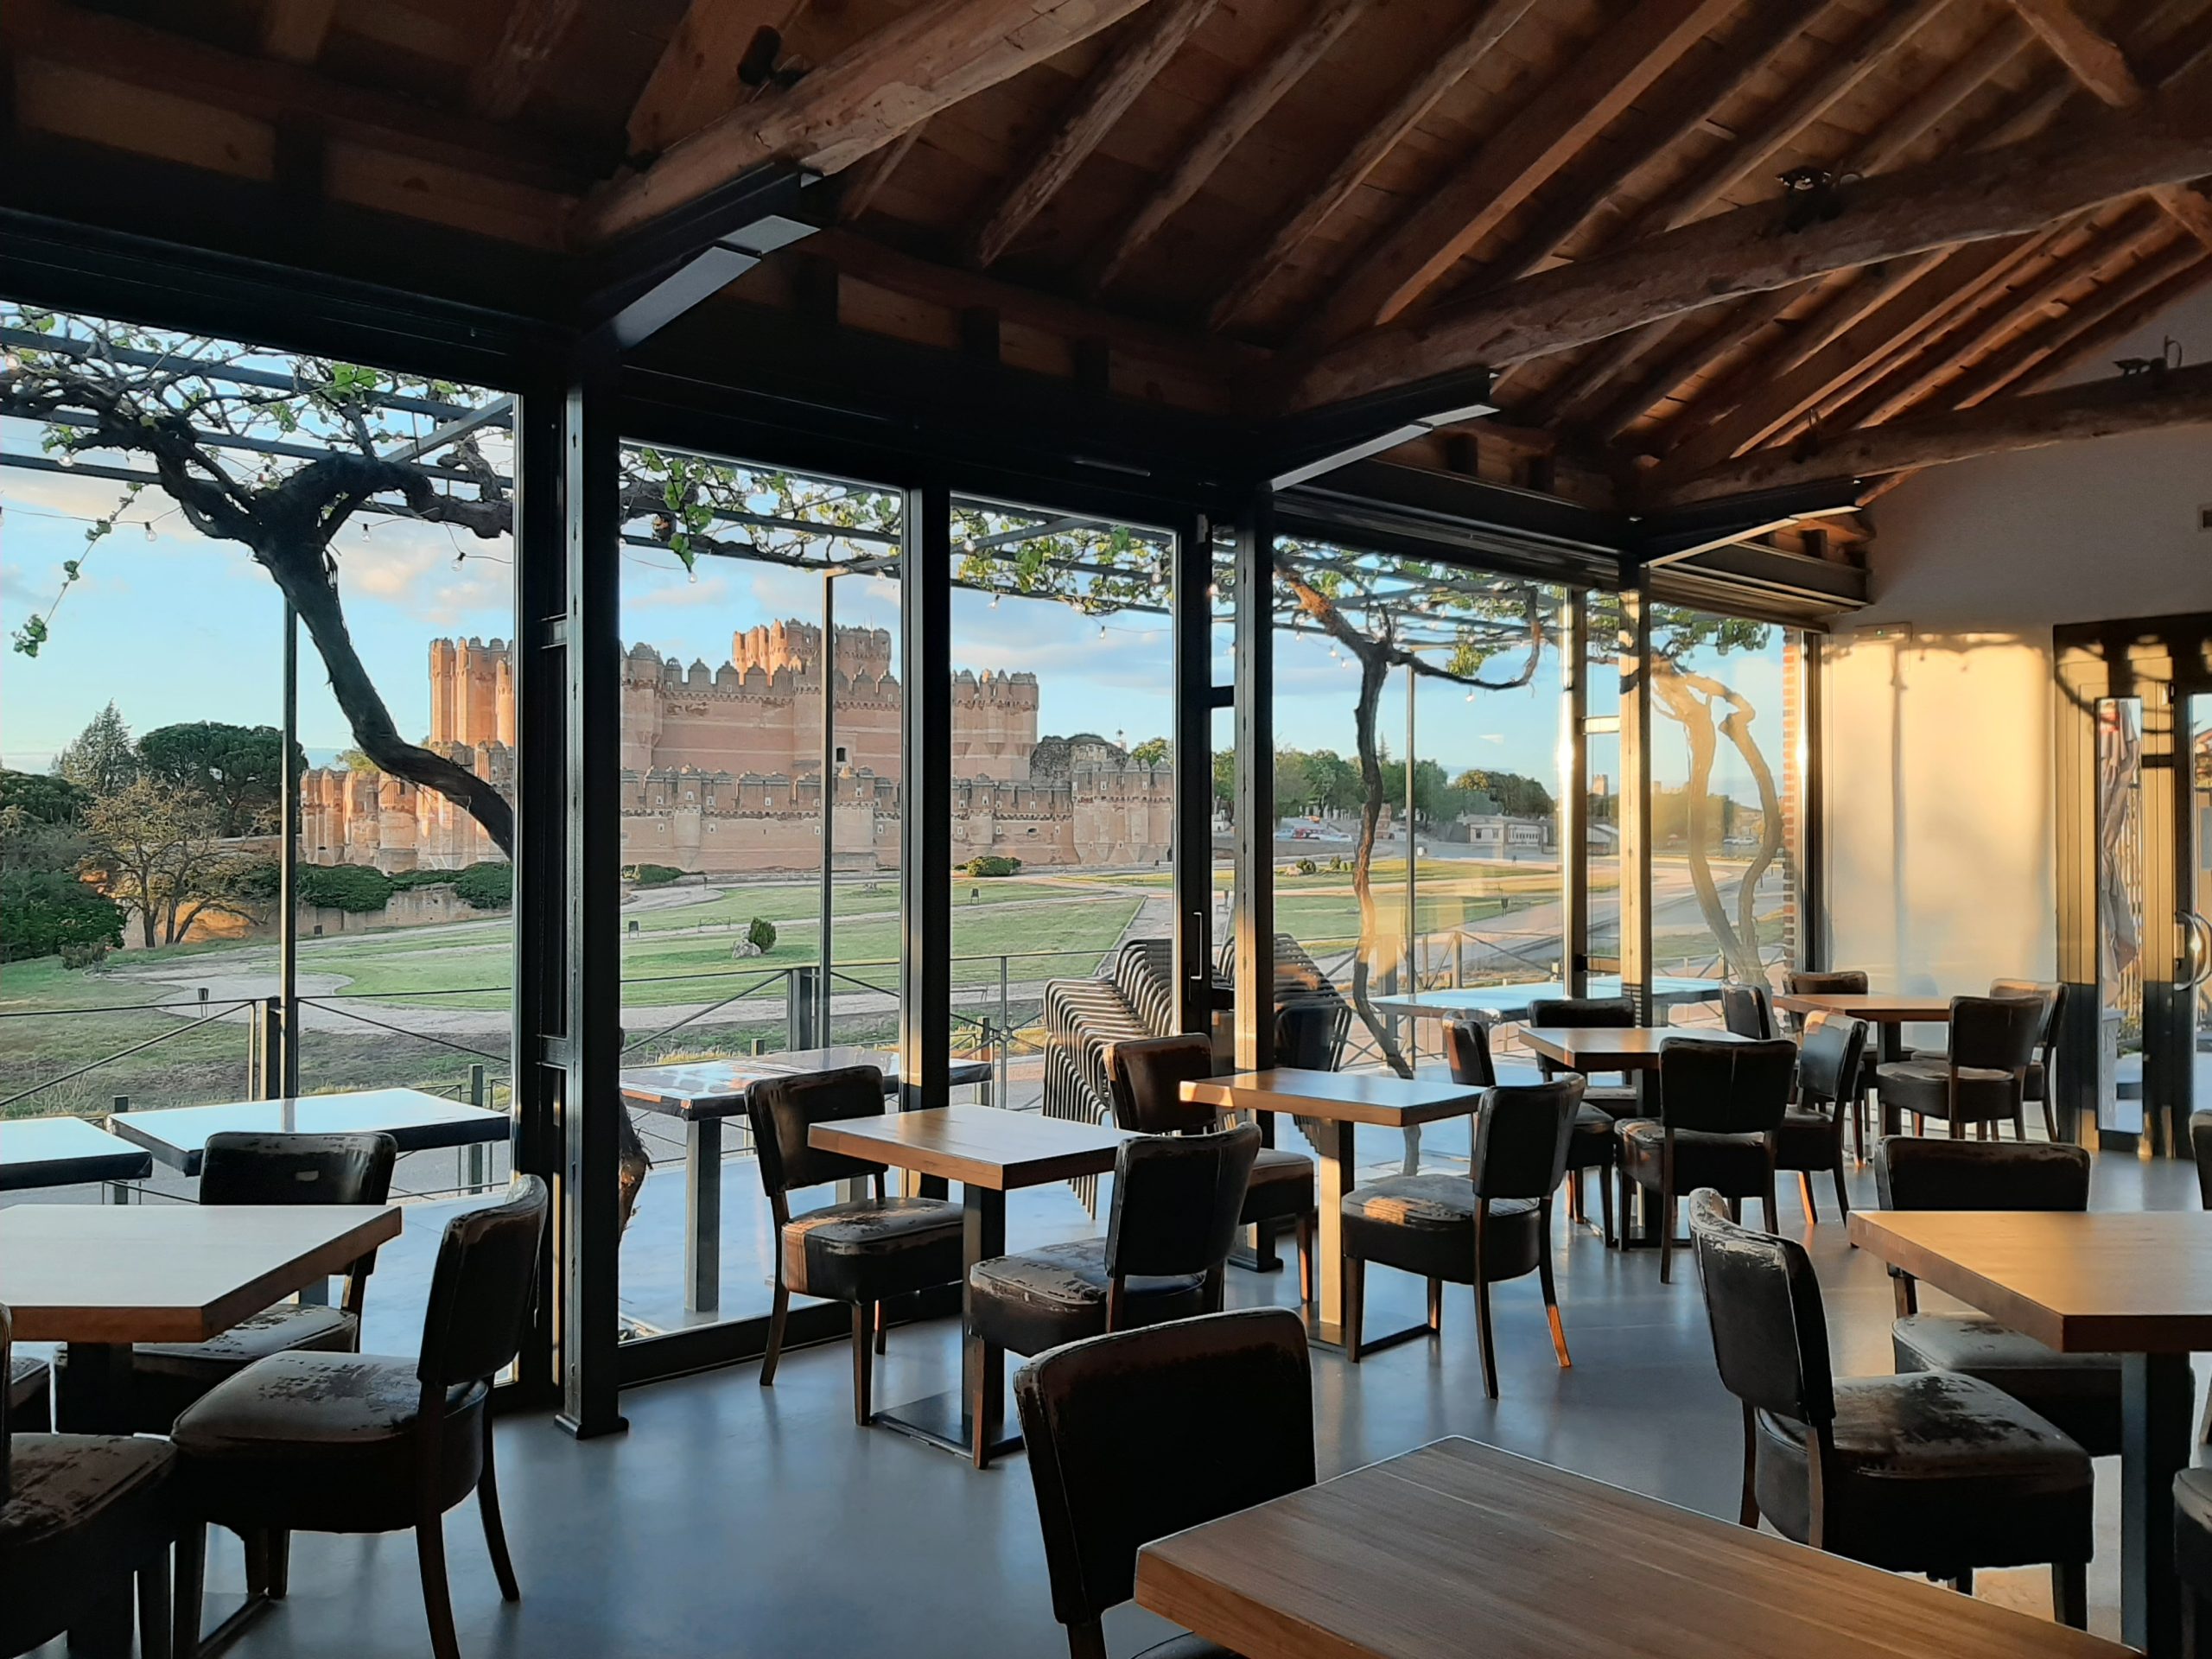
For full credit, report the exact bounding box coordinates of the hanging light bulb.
[989,593,1000,608]
[55,449,75,468]
[1,351,21,373]
[359,520,371,539]
[143,521,156,543]
[1465,690,1475,702]
[1097,621,1108,639]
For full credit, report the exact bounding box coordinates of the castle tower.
[428,639,457,746]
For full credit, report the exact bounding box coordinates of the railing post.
[108,1095,132,1205]
[468,1063,488,1192]
[788,965,820,1051]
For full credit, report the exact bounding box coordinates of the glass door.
[2183,695,2212,1132]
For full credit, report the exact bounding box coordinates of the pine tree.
[53,702,138,797]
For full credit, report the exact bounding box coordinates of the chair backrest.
[1688,1188,1834,1429]
[1104,1125,1260,1280]
[1014,1308,1315,1646]
[200,1130,400,1289]
[1948,994,2047,1075]
[1527,996,1635,1029]
[1103,1035,1216,1135]
[2193,1111,2212,1211]
[1783,969,1869,997]
[1795,1014,1867,1109]
[1874,1136,2091,1211]
[1445,1019,1497,1088]
[746,1065,887,1198]
[416,1173,549,1390]
[1274,1000,1339,1071]
[1720,984,1775,1039]
[1658,1039,1798,1135]
[1991,978,2066,1050]
[1472,1078,1582,1202]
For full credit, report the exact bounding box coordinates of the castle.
[301,625,1173,875]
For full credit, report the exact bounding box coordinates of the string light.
[143,521,156,542]
[55,450,75,468]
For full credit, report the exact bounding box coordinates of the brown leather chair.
[747,1065,965,1426]
[1876,995,2046,1141]
[1782,969,1878,1154]
[1774,1013,1866,1225]
[1342,1077,1581,1397]
[969,1127,1260,1448]
[1014,1308,1314,1659]
[1905,980,2069,1142]
[171,1175,550,1659]
[1618,1038,1796,1281]
[1876,1137,2120,1457]
[1104,1034,1315,1304]
[60,1131,398,1435]
[1720,983,1775,1039]
[1453,1018,1614,1246]
[1,1303,180,1659]
[1688,1190,2092,1618]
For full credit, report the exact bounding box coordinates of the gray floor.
[151,1142,2200,1659]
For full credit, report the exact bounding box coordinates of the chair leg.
[416,1508,462,1659]
[266,1530,290,1600]
[137,1547,173,1659]
[760,1281,790,1387]
[1296,1211,1315,1306]
[243,1529,269,1599]
[174,1522,206,1659]
[1830,1162,1852,1223]
[1852,1097,1866,1164]
[1797,1171,1817,1224]
[876,1299,890,1354]
[1949,1568,1974,1596]
[2052,1560,2088,1630]
[1659,1176,1676,1284]
[1598,1161,1615,1248]
[1764,1168,1781,1236]
[1426,1276,1444,1334]
[1344,1253,1365,1363]
[2043,1096,2062,1143]
[1737,1402,1760,1529]
[1615,1163,1632,1251]
[1537,1205,1569,1370]
[1568,1166,1586,1224]
[1474,1274,1499,1401]
[851,1301,876,1427]
[478,1411,521,1603]
[69,1578,133,1656]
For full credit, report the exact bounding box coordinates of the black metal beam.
[1171,508,1216,1038]
[1262,369,1497,491]
[1232,490,1276,1072]
[899,480,954,1115]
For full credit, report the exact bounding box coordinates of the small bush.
[746,916,778,953]
[624,862,684,887]
[60,941,110,970]
[0,869,125,961]
[1294,857,1319,876]
[385,868,455,892]
[962,855,1022,878]
[296,864,394,913]
[453,861,513,910]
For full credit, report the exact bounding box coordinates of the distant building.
[302,624,1173,874]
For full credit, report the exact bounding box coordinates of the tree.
[136,721,304,837]
[80,777,255,947]
[54,702,137,796]
[0,869,124,962]
[334,748,382,773]
[1211,750,1235,809]
[1452,767,1554,821]
[1304,750,1362,815]
[0,769,93,881]
[1128,735,1170,767]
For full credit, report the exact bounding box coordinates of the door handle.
[2180,912,2212,990]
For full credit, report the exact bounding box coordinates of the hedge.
[0,869,124,961]
[625,863,685,886]
[295,864,394,913]
[962,855,1022,878]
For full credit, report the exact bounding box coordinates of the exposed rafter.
[1661,359,2212,505]
[968,0,1221,270]
[836,125,924,224]
[1085,0,1376,294]
[625,0,795,160]
[581,0,1160,244]
[259,0,338,66]
[1295,0,1738,347]
[1204,0,1541,332]
[1294,62,2212,410]
[469,0,585,123]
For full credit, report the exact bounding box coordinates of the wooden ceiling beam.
[581,0,1160,244]
[1204,0,1540,333]
[1295,0,1740,347]
[836,124,924,223]
[469,0,585,122]
[1660,359,2212,505]
[1294,60,2212,410]
[625,0,795,161]
[1510,10,2033,428]
[967,0,1220,270]
[259,0,339,66]
[1085,0,1376,295]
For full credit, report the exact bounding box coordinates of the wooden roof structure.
[5,0,2212,535]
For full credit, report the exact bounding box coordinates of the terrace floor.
[126,1144,2196,1659]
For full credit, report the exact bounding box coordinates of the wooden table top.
[1518,1026,1760,1071]
[1849,1209,2212,1353]
[620,1047,993,1119]
[1772,991,1957,1021]
[0,1203,403,1344]
[110,1088,509,1174]
[1183,1069,1484,1128]
[0,1116,155,1192]
[1136,1437,2126,1659]
[806,1105,1133,1191]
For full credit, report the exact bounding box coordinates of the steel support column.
[1618,565,1655,1020]
[1171,511,1216,1038]
[899,481,953,1116]
[1560,594,1589,995]
[278,598,301,1096]
[1232,492,1276,1072]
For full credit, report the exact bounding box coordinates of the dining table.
[1850,1207,2212,1658]
[1772,989,1955,1065]
[805,1103,1134,1464]
[0,1114,154,1198]
[1135,1436,2128,1659]
[108,1086,512,1180]
[620,1046,992,1313]
[1180,1068,1486,1347]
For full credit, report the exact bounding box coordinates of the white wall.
[1821,288,2212,994]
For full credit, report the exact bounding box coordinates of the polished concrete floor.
[156,1146,2205,1657]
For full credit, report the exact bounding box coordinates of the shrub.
[746,916,778,953]
[625,863,684,887]
[385,868,456,892]
[963,855,1022,878]
[1294,857,1319,876]
[453,861,513,910]
[296,863,394,913]
[0,869,124,961]
[60,941,110,971]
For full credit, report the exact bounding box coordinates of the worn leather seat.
[0,1434,179,1654]
[1688,1190,2092,1618]
[131,1302,362,1428]
[1877,994,2046,1139]
[1873,1060,2018,1124]
[1752,1371,2092,1572]
[780,1197,963,1306]
[969,1239,1211,1357]
[1618,1118,1773,1189]
[174,1354,489,1537]
[1341,1178,1543,1282]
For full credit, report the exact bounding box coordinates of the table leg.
[868,1182,1021,1464]
[1312,1119,1354,1346]
[2124,1352,2195,1656]
[685,1118,721,1316]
